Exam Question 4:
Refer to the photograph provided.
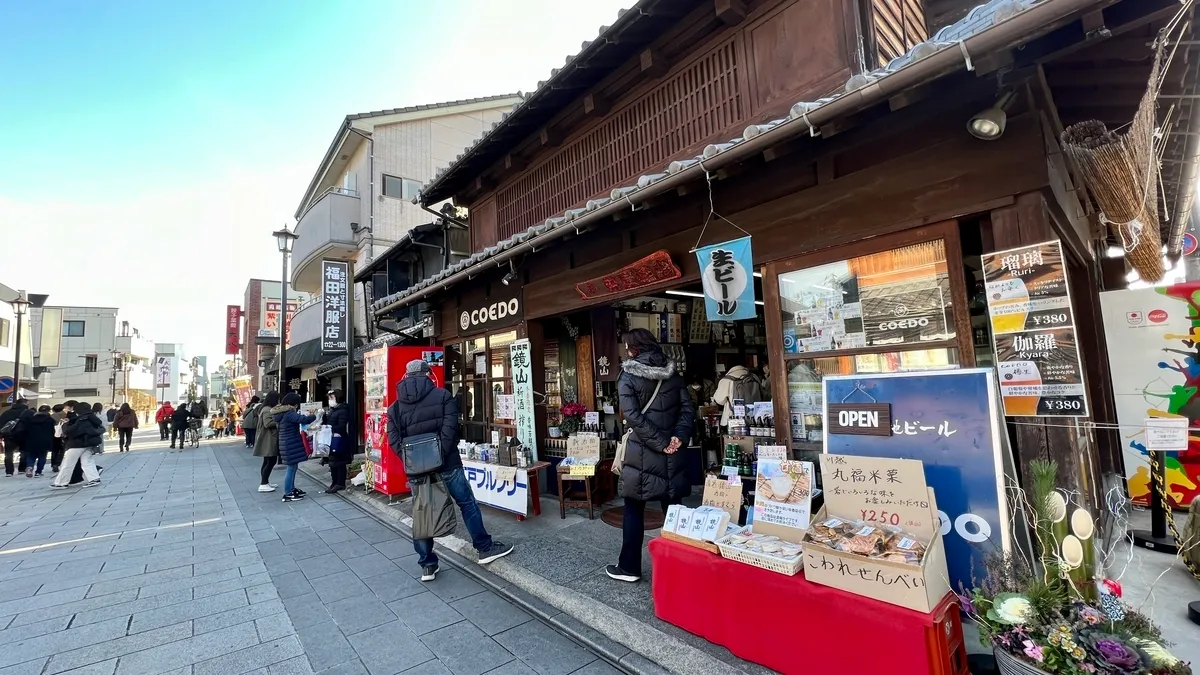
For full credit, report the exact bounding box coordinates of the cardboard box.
[802,454,951,614]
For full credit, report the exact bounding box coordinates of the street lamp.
[8,290,29,404]
[272,224,300,394]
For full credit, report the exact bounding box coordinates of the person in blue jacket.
[274,392,316,502]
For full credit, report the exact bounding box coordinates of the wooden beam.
[639,48,669,78]
[1033,67,1093,214]
[1045,65,1154,88]
[503,154,525,172]
[539,128,561,147]
[583,93,610,117]
[714,0,746,26]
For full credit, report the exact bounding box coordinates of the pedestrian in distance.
[14,405,56,477]
[169,403,200,449]
[155,401,174,440]
[105,405,119,439]
[49,404,67,472]
[607,328,695,584]
[253,392,280,492]
[0,396,35,477]
[212,414,225,436]
[324,389,351,493]
[387,359,513,581]
[114,402,138,452]
[274,392,314,502]
[53,401,103,488]
[241,396,261,448]
[226,409,237,437]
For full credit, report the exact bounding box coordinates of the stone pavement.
[0,430,619,675]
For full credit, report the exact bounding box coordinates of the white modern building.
[29,307,157,407]
[286,94,521,396]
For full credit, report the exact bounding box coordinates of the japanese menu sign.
[982,240,1088,416]
[823,370,1012,594]
[752,459,814,543]
[509,339,538,460]
[321,260,350,354]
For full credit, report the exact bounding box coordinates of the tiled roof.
[345,94,524,122]
[373,0,1078,315]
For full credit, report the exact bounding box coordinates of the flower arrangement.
[558,402,588,436]
[964,460,1190,675]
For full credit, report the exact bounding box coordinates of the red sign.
[1149,309,1169,323]
[574,249,682,300]
[225,305,241,355]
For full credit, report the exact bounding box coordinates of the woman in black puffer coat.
[275,393,316,502]
[608,328,695,583]
[323,389,353,493]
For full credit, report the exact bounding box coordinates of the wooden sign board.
[826,403,893,436]
[567,435,601,459]
[702,475,742,523]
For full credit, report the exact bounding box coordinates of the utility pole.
[110,350,123,405]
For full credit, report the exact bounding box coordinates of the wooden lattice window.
[869,0,927,68]
[496,40,745,240]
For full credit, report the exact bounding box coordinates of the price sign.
[584,412,599,426]
[756,445,788,462]
[495,465,518,483]
[569,464,597,476]
[732,405,746,419]
[567,435,600,459]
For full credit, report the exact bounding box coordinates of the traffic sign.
[1183,232,1198,257]
[0,376,13,395]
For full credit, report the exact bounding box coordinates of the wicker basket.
[660,530,720,554]
[715,535,804,576]
[994,648,1051,675]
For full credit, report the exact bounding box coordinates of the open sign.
[826,403,893,436]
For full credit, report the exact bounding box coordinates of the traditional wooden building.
[370,0,1200,507]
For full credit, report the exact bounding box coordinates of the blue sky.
[0,0,627,364]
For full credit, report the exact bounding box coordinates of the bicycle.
[186,419,202,448]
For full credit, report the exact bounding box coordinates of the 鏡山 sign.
[826,403,893,436]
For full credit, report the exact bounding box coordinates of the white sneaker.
[257,484,276,492]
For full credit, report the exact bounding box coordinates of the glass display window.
[448,330,519,443]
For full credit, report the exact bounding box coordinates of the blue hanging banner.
[696,236,757,321]
[823,369,1014,595]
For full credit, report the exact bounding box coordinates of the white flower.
[993,595,1033,624]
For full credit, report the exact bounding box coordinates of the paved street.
[0,430,617,675]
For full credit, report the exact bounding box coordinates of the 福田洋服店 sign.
[462,459,528,516]
[982,240,1088,416]
[457,285,522,336]
[826,403,893,436]
[321,260,350,354]
[696,236,757,322]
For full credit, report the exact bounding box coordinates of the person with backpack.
[105,406,119,439]
[114,403,138,452]
[241,396,261,448]
[53,401,104,488]
[1,397,35,477]
[387,359,513,581]
[16,405,56,476]
[607,328,695,584]
[713,364,765,428]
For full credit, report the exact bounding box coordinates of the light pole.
[272,224,299,394]
[9,290,29,404]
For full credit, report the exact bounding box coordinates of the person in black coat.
[274,393,315,502]
[1,398,35,477]
[608,328,695,583]
[387,359,512,582]
[323,389,353,493]
[53,401,104,488]
[170,403,201,448]
[15,405,56,477]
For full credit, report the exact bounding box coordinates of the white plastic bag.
[311,425,332,458]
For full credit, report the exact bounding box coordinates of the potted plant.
[963,460,1191,675]
[558,402,587,437]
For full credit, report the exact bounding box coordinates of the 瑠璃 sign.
[225,305,241,355]
[826,403,893,436]
[982,240,1088,416]
[320,260,350,354]
[696,236,757,322]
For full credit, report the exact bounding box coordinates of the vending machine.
[363,344,445,496]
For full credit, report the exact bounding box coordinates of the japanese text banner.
[696,236,757,322]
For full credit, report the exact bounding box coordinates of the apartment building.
[285,94,521,396]
[30,307,156,407]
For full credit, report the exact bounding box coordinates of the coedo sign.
[457,285,523,336]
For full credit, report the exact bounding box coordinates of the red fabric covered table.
[649,538,965,675]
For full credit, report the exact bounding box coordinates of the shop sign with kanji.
[695,236,757,322]
[320,260,350,354]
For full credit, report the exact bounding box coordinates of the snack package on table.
[803,517,928,564]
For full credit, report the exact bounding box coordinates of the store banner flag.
[696,236,757,322]
[510,339,538,460]
[823,369,1012,595]
[982,240,1088,416]
[155,356,172,388]
[321,260,350,354]
[1099,285,1200,509]
[225,305,241,355]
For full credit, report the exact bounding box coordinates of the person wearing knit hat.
[387,358,513,581]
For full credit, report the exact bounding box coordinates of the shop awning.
[374,0,1178,318]
[284,338,324,369]
[353,222,444,283]
[314,319,429,377]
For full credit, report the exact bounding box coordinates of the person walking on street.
[155,401,174,440]
[274,392,315,502]
[15,405,56,477]
[170,403,199,449]
[53,401,103,488]
[226,409,237,437]
[241,396,261,448]
[49,404,67,473]
[114,402,138,452]
[252,393,280,492]
[105,406,119,439]
[324,389,352,493]
[388,359,513,581]
[607,328,695,583]
[212,414,226,436]
[1,397,35,477]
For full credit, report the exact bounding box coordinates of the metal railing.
[297,185,360,222]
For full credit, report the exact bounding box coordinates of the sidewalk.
[0,432,620,675]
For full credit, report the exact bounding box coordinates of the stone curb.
[295,463,729,675]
